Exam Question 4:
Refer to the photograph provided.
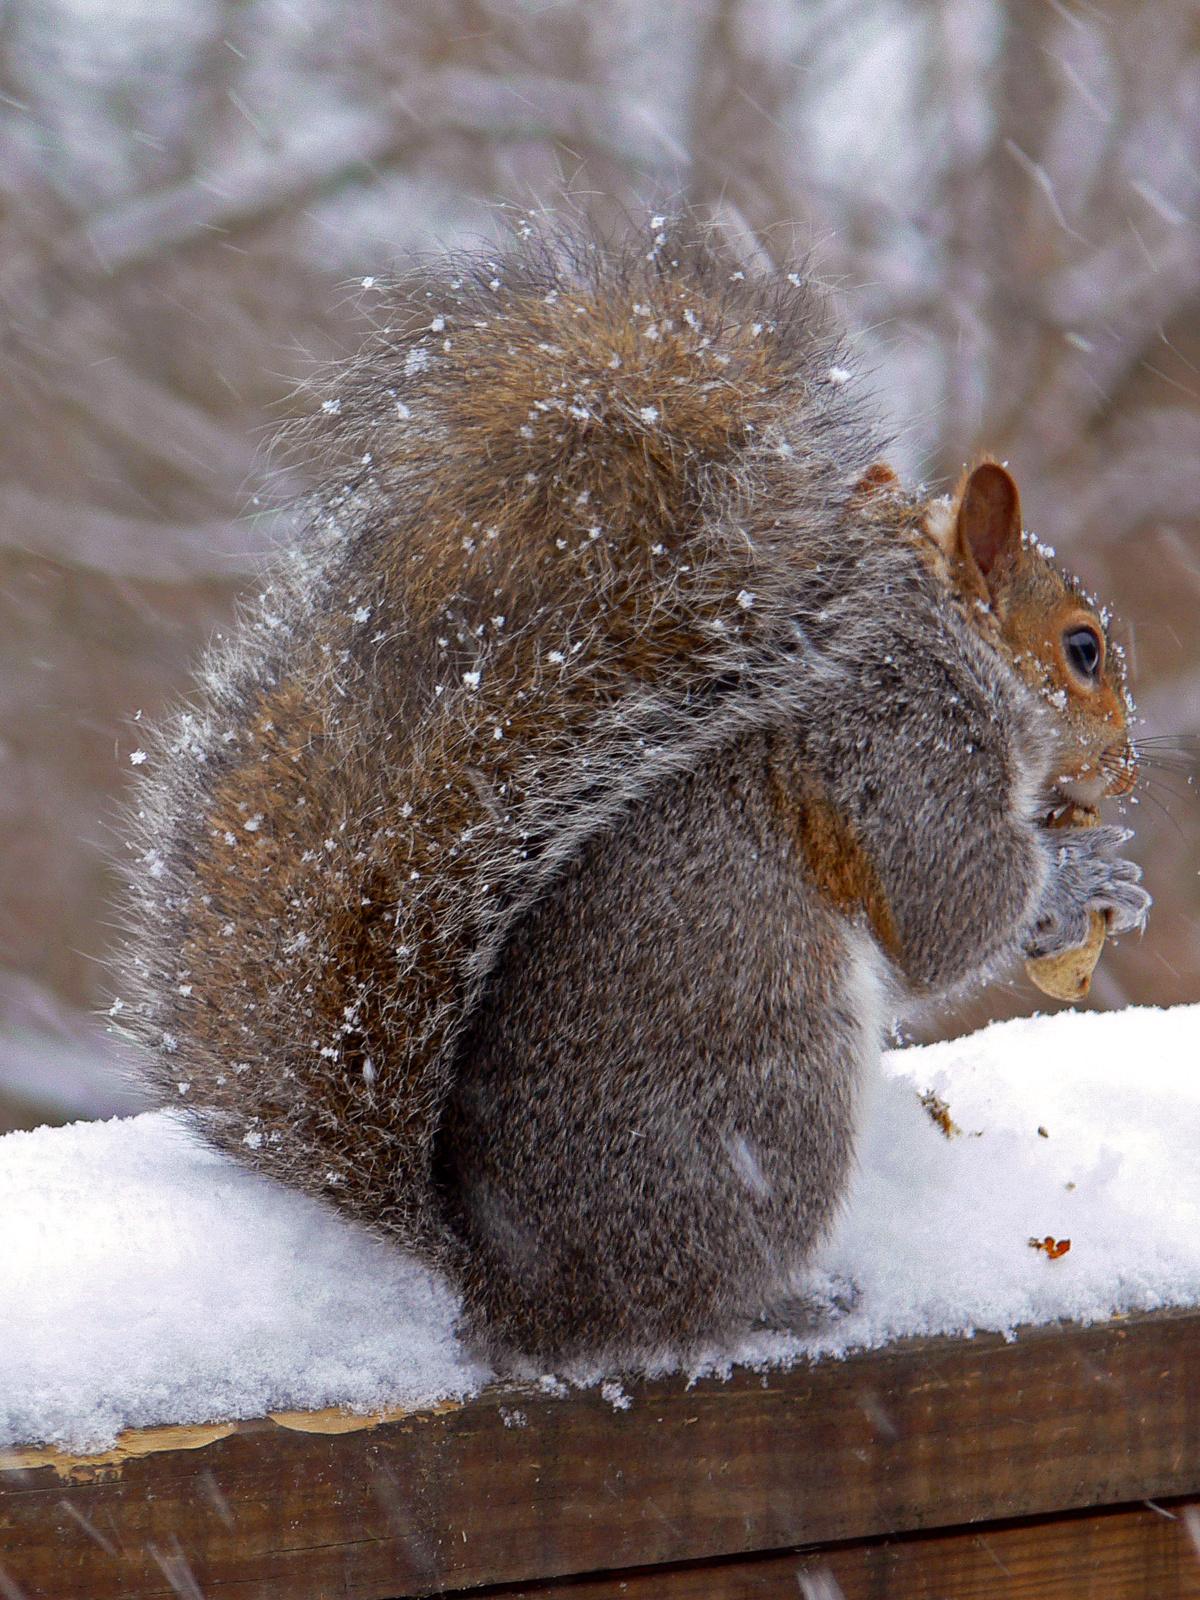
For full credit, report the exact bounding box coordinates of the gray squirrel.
[113,217,1149,1367]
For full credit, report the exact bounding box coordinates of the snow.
[779,1002,1200,1360]
[0,1114,487,1455]
[3,1003,1200,1454]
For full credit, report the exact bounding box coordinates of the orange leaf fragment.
[1028,1235,1071,1259]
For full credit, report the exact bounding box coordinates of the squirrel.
[112,216,1149,1368]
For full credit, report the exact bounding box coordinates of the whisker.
[1130,753,1197,777]
[1125,786,1185,839]
[1131,734,1200,759]
[1127,736,1199,777]
[1122,753,1195,795]
[1141,779,1193,810]
[1118,771,1189,839]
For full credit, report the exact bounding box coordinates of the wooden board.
[4,1309,1200,1599]
[493,1503,1200,1599]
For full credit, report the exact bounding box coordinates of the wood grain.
[3,1310,1200,1599]
[494,1503,1200,1599]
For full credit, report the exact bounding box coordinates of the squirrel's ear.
[956,463,1022,580]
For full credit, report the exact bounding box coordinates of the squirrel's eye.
[1063,625,1102,683]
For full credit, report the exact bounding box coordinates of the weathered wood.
[492,1503,1200,1599]
[3,1310,1200,1599]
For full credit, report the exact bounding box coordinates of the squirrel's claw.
[1026,825,1150,956]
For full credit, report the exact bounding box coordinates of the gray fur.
[439,570,1138,1366]
[439,737,880,1363]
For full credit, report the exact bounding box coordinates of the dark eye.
[1063,625,1102,682]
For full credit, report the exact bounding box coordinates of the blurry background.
[1,0,1197,1131]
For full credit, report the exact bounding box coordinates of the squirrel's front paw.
[1024,825,1150,959]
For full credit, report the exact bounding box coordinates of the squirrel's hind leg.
[434,749,887,1370]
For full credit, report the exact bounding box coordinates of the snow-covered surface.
[0,1114,488,1454]
[786,1002,1200,1355]
[3,1004,1199,1454]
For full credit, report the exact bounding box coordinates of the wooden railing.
[4,1309,1200,1598]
